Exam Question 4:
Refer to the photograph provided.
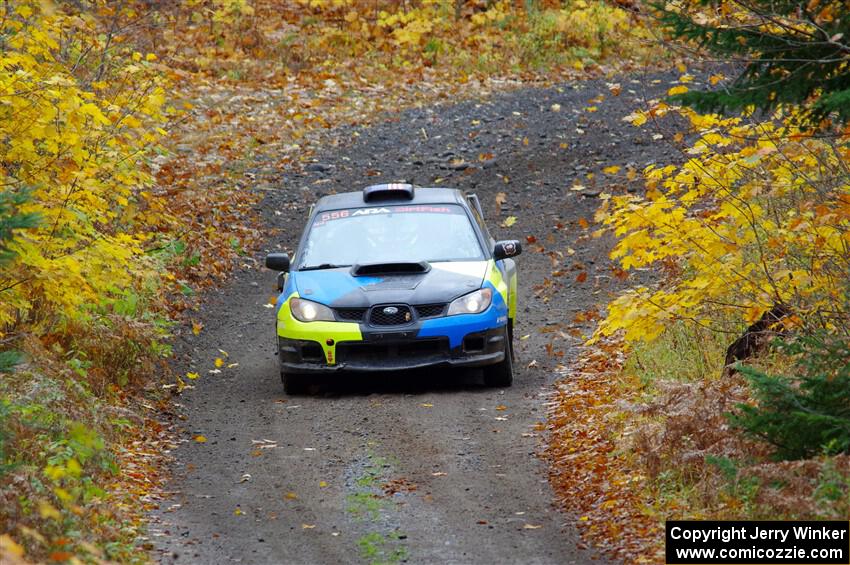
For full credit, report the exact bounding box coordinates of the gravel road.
[150,70,682,564]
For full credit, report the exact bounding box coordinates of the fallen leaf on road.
[285,492,298,500]
[421,403,433,408]
[495,416,508,421]
[186,372,200,380]
[495,192,507,214]
[319,481,328,488]
[502,216,517,228]
[496,405,507,411]
[251,439,278,449]
[38,501,60,520]
[527,360,538,368]
[431,471,447,477]
[214,358,224,368]
[523,524,542,529]
[192,321,203,335]
[194,435,207,443]
[0,534,24,557]
[302,524,316,529]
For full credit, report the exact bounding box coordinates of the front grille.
[414,304,446,319]
[336,307,367,322]
[336,338,448,363]
[369,305,413,326]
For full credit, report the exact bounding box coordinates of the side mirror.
[493,240,522,260]
[266,253,290,272]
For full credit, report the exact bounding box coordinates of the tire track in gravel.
[150,70,683,564]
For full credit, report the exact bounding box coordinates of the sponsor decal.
[352,207,391,216]
[313,205,460,226]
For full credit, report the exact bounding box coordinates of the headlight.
[290,297,335,322]
[447,288,492,315]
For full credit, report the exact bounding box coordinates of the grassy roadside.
[549,328,850,562]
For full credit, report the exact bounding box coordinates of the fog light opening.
[463,336,485,352]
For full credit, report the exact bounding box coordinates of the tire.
[484,327,513,388]
[281,371,306,395]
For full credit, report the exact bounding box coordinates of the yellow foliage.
[596,103,850,341]
[0,2,167,330]
[290,0,652,70]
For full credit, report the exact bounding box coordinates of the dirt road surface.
[150,72,678,564]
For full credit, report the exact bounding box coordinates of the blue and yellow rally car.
[265,183,521,393]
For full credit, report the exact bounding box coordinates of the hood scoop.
[351,261,430,277]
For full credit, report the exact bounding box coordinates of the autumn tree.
[657,0,850,126]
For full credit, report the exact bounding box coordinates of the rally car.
[265,183,521,393]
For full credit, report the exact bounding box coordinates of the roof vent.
[363,183,415,202]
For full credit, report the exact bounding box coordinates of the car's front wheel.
[484,328,513,388]
[281,371,307,395]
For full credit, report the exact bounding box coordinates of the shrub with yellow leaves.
[595,96,850,343]
[0,1,167,330]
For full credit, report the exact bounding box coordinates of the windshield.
[298,204,485,269]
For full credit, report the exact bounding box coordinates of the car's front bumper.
[278,326,506,373]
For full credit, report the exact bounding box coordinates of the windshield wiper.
[299,263,347,271]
